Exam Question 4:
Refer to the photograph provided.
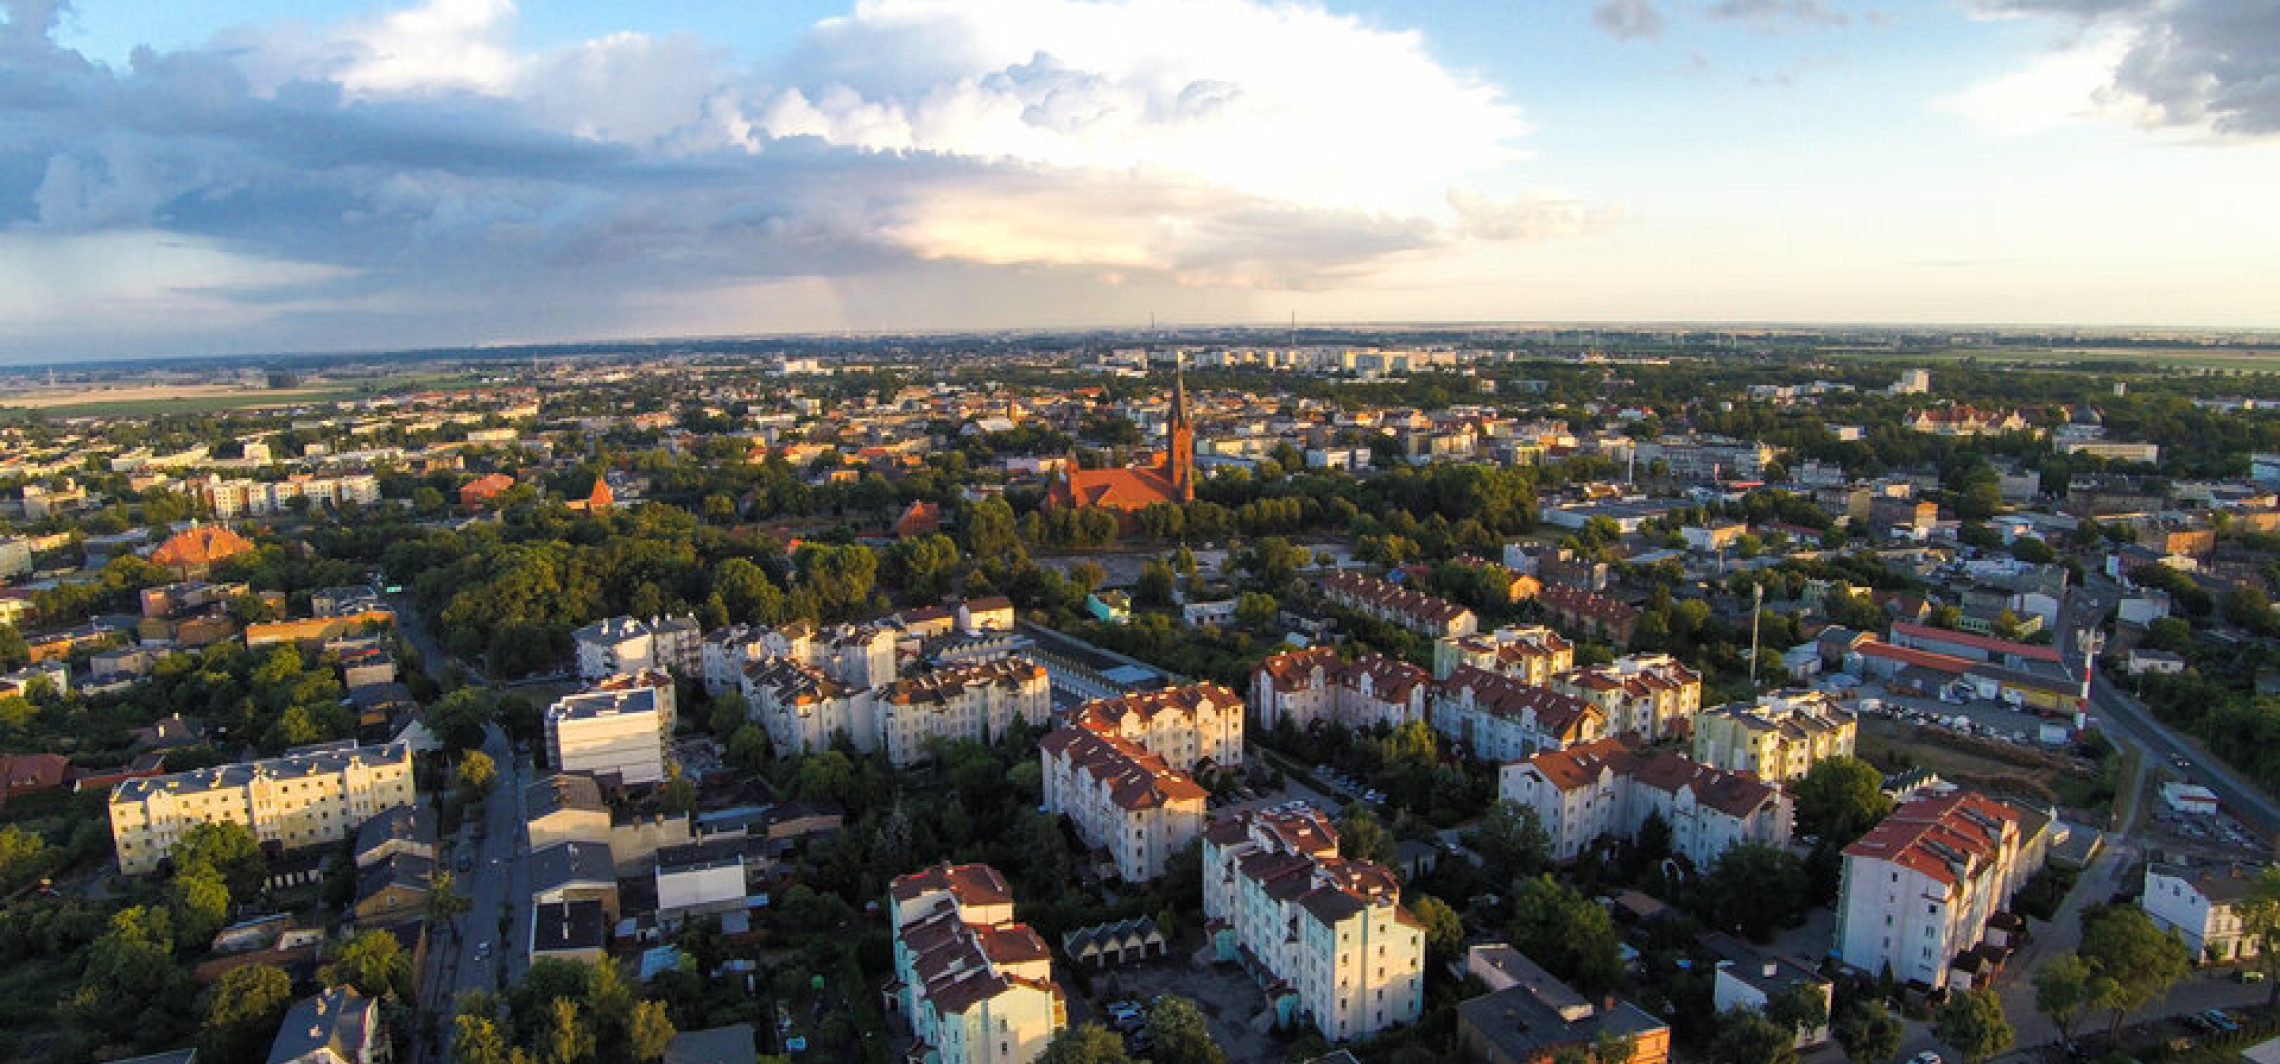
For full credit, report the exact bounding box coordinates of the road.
[2063,579,2280,837]
[412,725,536,1062]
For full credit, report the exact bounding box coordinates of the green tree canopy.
[199,964,296,1064]
[1934,988,2013,1064]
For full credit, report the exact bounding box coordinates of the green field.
[9,373,484,417]
[1828,345,2280,373]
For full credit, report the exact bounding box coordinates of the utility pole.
[1748,580,1765,686]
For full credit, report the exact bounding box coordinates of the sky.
[1,0,2276,361]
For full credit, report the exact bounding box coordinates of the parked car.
[2203,1009,2239,1033]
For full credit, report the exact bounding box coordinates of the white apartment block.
[545,683,674,785]
[1432,625,1575,683]
[701,623,774,695]
[2143,863,2266,964]
[1836,790,2040,990]
[1553,654,1703,742]
[744,658,876,757]
[1431,666,1606,763]
[572,614,700,681]
[888,863,1067,1064]
[1250,649,1431,733]
[108,742,415,875]
[182,472,381,518]
[1040,724,1208,882]
[1500,738,1793,866]
[877,658,1053,767]
[1691,690,1857,783]
[1066,683,1245,772]
[1202,807,1426,1043]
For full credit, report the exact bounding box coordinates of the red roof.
[1050,465,1183,511]
[1844,791,2019,889]
[0,752,69,792]
[1854,641,1973,674]
[151,526,255,569]
[1891,622,2061,664]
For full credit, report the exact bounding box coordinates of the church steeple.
[1165,354,1195,503]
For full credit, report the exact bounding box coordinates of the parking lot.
[1085,956,1282,1064]
[1846,681,2076,748]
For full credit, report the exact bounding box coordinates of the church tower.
[1166,356,1195,503]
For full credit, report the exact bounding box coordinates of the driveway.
[1090,957,1282,1064]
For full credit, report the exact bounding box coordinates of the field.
[1827,345,2280,373]
[0,373,480,416]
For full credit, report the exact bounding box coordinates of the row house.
[1431,625,1574,684]
[184,472,380,518]
[571,614,701,681]
[1250,649,1431,733]
[887,864,1068,1064]
[1202,807,1426,1043]
[1431,666,1605,762]
[877,658,1053,767]
[1536,583,1641,646]
[1835,790,2041,990]
[1691,690,1858,783]
[1320,571,1479,639]
[1552,654,1703,741]
[109,743,415,875]
[1500,738,1792,866]
[1039,725,1208,882]
[1067,683,1245,773]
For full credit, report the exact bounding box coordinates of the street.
[412,728,537,1060]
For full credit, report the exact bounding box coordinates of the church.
[1045,365,1196,515]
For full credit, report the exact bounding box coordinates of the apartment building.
[877,658,1053,767]
[108,742,415,875]
[1835,790,2039,990]
[2143,863,2266,964]
[744,658,875,757]
[1692,690,1857,783]
[1067,683,1245,772]
[1320,571,1479,639]
[887,863,1068,1064]
[1535,583,1642,645]
[1250,649,1431,733]
[1500,738,1792,866]
[1201,806,1426,1042]
[1430,666,1605,762]
[1432,625,1574,684]
[184,472,380,518]
[1039,725,1208,882]
[571,614,701,681]
[545,683,674,785]
[700,623,774,695]
[1553,654,1703,741]
[1457,945,1671,1064]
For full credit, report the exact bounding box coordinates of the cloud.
[1591,0,1666,41]
[0,0,1608,358]
[1971,0,2280,136]
[1447,189,1626,242]
[1706,0,1851,32]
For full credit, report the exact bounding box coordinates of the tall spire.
[1171,351,1189,427]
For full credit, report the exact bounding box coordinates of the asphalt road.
[2064,579,2280,838]
[412,725,535,1062]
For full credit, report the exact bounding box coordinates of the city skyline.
[3,0,2276,361]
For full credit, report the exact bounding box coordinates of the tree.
[1508,875,1625,997]
[2144,616,2194,655]
[1703,844,1808,942]
[324,928,414,1001]
[1711,1011,1796,1064]
[1934,989,2013,1064]
[1036,1023,1133,1064]
[1409,894,1465,964]
[172,820,268,897]
[963,497,1024,570]
[170,862,233,948]
[1233,591,1278,632]
[539,997,595,1064]
[2237,867,2280,1004]
[426,688,497,751]
[1832,998,1904,1064]
[1144,995,1228,1064]
[1791,757,1895,845]
[459,749,499,801]
[199,964,295,1064]
[0,823,50,891]
[2032,952,2096,1045]
[2078,906,2190,1040]
[429,870,474,938]
[1338,806,1394,865]
[1468,800,1550,886]
[0,622,26,671]
[1764,982,1828,1042]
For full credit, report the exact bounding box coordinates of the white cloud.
[335,0,522,97]
[1938,31,2138,134]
